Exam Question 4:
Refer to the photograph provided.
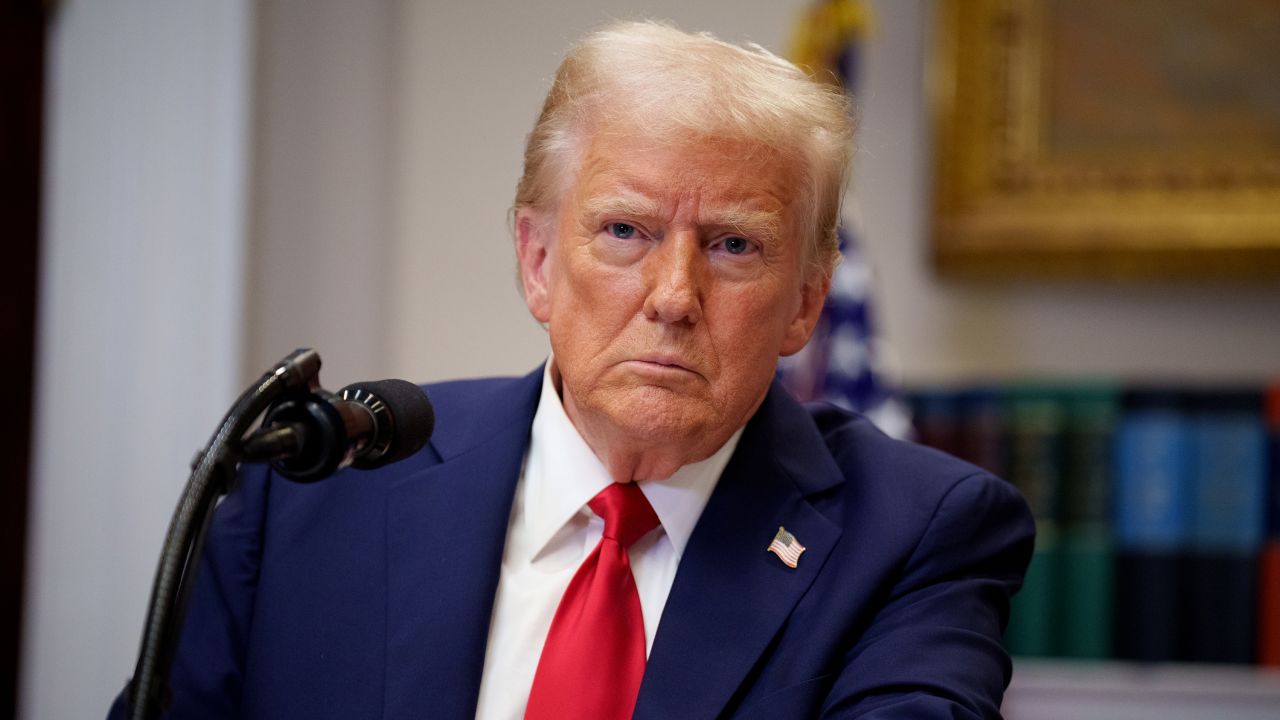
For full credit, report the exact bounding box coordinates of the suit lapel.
[634,383,845,720]
[382,371,542,720]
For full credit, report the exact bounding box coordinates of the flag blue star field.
[779,0,911,438]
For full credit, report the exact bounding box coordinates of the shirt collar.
[524,360,741,561]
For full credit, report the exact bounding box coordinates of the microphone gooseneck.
[128,351,435,720]
[129,348,323,720]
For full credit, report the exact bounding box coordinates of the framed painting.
[931,0,1280,279]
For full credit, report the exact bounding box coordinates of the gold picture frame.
[931,0,1280,279]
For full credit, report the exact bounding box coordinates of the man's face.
[517,128,828,467]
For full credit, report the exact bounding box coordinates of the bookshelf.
[1004,659,1280,720]
[904,382,1280,711]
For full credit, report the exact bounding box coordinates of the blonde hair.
[514,20,854,279]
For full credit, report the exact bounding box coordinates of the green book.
[1059,529,1113,658]
[1058,386,1118,659]
[1002,386,1066,657]
[1005,537,1060,656]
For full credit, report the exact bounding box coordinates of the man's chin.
[565,380,727,449]
[598,393,720,445]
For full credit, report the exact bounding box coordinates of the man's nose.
[642,233,704,325]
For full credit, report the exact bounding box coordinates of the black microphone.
[240,379,435,482]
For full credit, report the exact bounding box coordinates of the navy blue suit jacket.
[125,368,1033,718]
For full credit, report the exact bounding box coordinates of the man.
[127,21,1033,719]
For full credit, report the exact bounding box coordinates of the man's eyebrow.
[701,205,783,241]
[579,193,663,221]
[579,194,783,241]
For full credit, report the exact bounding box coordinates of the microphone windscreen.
[347,379,435,465]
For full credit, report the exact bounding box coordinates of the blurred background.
[5,0,1279,718]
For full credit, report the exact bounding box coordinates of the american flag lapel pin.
[767,526,805,569]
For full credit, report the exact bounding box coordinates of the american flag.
[767,526,806,568]
[779,0,912,439]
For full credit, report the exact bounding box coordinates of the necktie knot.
[588,482,660,549]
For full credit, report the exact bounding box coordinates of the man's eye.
[723,236,750,255]
[607,222,637,239]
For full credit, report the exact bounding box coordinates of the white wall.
[22,2,252,718]
[244,0,399,387]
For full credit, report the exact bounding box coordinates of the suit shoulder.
[805,401,1014,506]
[419,370,542,460]
[805,401,1034,580]
[807,402,987,475]
[421,374,532,407]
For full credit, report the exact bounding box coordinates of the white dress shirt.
[474,362,741,720]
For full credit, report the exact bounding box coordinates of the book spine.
[1002,387,1065,657]
[909,389,962,459]
[1261,542,1280,666]
[1186,391,1266,664]
[958,387,1006,476]
[1260,383,1280,666]
[1059,386,1118,659]
[1113,392,1193,662]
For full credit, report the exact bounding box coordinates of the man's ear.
[779,273,831,357]
[515,208,553,323]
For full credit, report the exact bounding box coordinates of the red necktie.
[524,482,660,720]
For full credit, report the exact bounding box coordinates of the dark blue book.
[1113,390,1193,662]
[1268,384,1280,539]
[1114,391,1195,550]
[1114,551,1182,661]
[1190,391,1267,550]
[1186,391,1266,664]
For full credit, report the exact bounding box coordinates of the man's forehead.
[583,125,789,168]
[569,130,800,213]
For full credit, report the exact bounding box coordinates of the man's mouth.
[635,353,692,368]
[626,354,702,378]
